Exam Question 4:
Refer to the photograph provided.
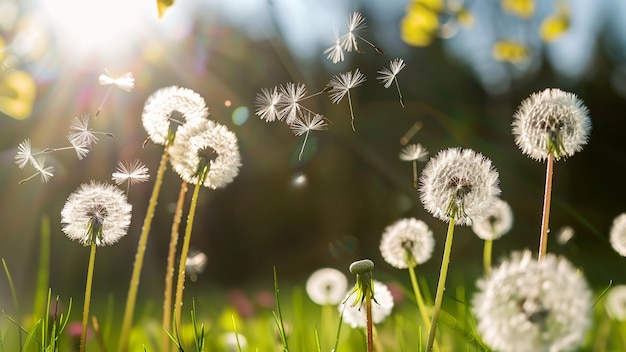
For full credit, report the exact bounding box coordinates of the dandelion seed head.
[399,143,429,162]
[61,182,132,246]
[222,332,247,352]
[111,159,150,186]
[255,87,281,122]
[471,198,514,240]
[605,285,626,321]
[169,119,241,189]
[142,86,209,145]
[512,88,591,161]
[610,213,626,257]
[379,218,435,269]
[185,251,208,282]
[328,69,366,104]
[420,148,500,225]
[472,250,592,352]
[378,58,406,89]
[339,280,394,328]
[306,268,348,306]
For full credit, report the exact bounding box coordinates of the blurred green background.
[1,0,625,309]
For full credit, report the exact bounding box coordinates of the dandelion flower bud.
[419,148,500,225]
[379,218,434,268]
[472,250,592,352]
[512,88,591,161]
[339,280,394,328]
[349,259,374,275]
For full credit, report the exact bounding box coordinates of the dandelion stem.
[119,146,170,352]
[483,239,493,275]
[412,160,418,189]
[394,78,405,107]
[80,242,97,352]
[96,86,113,117]
[365,290,374,352]
[174,166,208,328]
[298,131,310,161]
[408,265,440,352]
[162,181,188,352]
[426,217,456,351]
[538,153,554,261]
[347,92,356,131]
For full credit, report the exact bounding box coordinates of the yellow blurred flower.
[492,40,530,63]
[540,1,570,42]
[501,0,535,19]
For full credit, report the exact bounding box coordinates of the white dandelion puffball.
[61,182,132,246]
[605,285,626,321]
[472,250,592,352]
[379,218,434,268]
[221,332,247,352]
[169,119,241,189]
[610,213,626,257]
[339,280,394,328]
[471,198,514,240]
[306,268,348,306]
[419,148,500,226]
[142,86,209,145]
[512,88,591,161]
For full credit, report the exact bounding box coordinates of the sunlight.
[35,0,153,62]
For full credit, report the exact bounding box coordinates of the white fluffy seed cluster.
[512,88,591,161]
[61,182,132,246]
[605,285,626,321]
[305,268,348,306]
[471,198,514,240]
[610,213,626,257]
[379,218,434,268]
[168,119,241,189]
[472,250,592,352]
[419,148,500,225]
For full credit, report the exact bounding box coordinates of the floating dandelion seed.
[328,69,366,131]
[289,113,328,160]
[339,12,384,55]
[255,87,281,122]
[306,268,348,306]
[323,29,345,63]
[378,58,406,107]
[472,250,592,352]
[339,280,394,328]
[112,159,150,193]
[68,114,114,149]
[15,138,35,169]
[142,86,209,145]
[19,157,54,184]
[96,71,135,117]
[67,135,91,160]
[277,82,307,124]
[399,143,429,189]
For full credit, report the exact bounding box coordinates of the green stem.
[408,265,439,352]
[162,181,188,352]
[365,291,373,352]
[174,166,207,328]
[483,239,493,276]
[426,217,456,351]
[80,242,97,352]
[119,146,169,352]
[538,153,554,261]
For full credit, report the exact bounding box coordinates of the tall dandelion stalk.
[119,86,209,351]
[346,259,376,352]
[162,181,188,352]
[419,148,500,350]
[167,119,241,328]
[61,182,132,352]
[512,88,591,261]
